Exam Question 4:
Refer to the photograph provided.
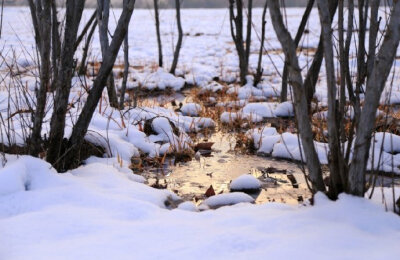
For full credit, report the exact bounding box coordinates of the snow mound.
[201,192,255,209]
[242,102,275,118]
[181,103,202,116]
[139,68,185,91]
[230,174,261,191]
[177,201,199,212]
[274,101,294,117]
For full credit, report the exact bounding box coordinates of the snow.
[274,101,295,117]
[230,174,262,191]
[0,7,400,259]
[201,192,256,209]
[1,157,400,259]
[137,68,185,91]
[242,102,276,118]
[180,103,202,116]
[177,201,199,212]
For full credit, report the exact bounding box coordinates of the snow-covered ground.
[0,155,399,259]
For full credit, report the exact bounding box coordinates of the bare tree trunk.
[75,10,97,52]
[30,0,52,156]
[78,20,98,75]
[229,0,247,85]
[304,0,338,105]
[62,0,136,171]
[280,0,314,102]
[245,0,252,67]
[154,0,163,67]
[50,0,61,92]
[97,0,119,108]
[356,0,368,93]
[349,1,400,196]
[170,0,183,75]
[317,0,345,198]
[27,0,41,53]
[46,0,86,166]
[344,0,358,164]
[254,0,267,86]
[367,0,380,77]
[268,0,325,193]
[119,0,130,109]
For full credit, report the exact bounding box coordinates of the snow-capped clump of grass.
[201,192,255,209]
[230,174,261,192]
[181,103,202,116]
[247,127,281,155]
[220,111,263,124]
[199,81,224,94]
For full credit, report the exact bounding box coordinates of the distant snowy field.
[0,7,400,259]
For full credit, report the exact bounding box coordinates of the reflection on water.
[142,132,312,205]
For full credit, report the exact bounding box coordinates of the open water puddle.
[142,132,311,205]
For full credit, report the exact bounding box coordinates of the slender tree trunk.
[254,0,267,86]
[344,0,359,164]
[245,0,252,66]
[367,0,380,77]
[154,0,163,67]
[78,20,98,75]
[304,0,338,105]
[75,10,97,52]
[119,0,130,109]
[27,0,41,53]
[46,0,86,166]
[317,0,345,198]
[170,0,183,75]
[30,0,51,156]
[356,0,367,93]
[50,0,61,92]
[229,0,247,85]
[97,0,119,108]
[281,0,314,102]
[349,1,400,196]
[63,0,136,170]
[268,0,325,193]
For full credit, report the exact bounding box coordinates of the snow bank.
[1,156,400,259]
